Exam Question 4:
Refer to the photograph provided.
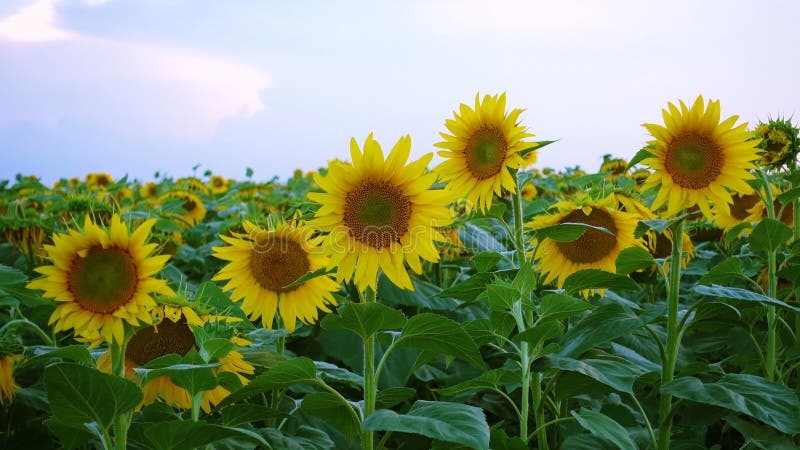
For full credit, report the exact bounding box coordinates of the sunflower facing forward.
[98,304,254,413]
[212,220,340,332]
[27,215,174,344]
[308,134,453,291]
[640,95,760,219]
[435,93,535,212]
[530,196,642,296]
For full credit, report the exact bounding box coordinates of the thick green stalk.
[110,338,132,450]
[362,287,377,450]
[758,169,779,381]
[657,219,684,450]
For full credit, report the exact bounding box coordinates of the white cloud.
[0,0,270,139]
[0,0,74,43]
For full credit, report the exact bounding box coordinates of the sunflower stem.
[757,168,779,381]
[0,318,54,346]
[362,286,377,450]
[269,315,287,427]
[110,337,132,450]
[657,218,684,450]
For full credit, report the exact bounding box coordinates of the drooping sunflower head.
[641,96,760,219]
[435,93,535,212]
[754,118,799,169]
[530,196,643,297]
[209,175,228,194]
[0,354,20,405]
[309,134,454,291]
[630,168,651,188]
[646,228,696,270]
[140,182,159,199]
[99,303,254,413]
[711,191,762,230]
[176,177,210,196]
[86,173,114,189]
[600,157,629,177]
[212,219,340,332]
[161,190,206,226]
[521,183,538,201]
[26,214,174,344]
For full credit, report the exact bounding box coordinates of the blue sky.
[1,0,798,184]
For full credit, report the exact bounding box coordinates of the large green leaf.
[127,420,272,450]
[571,408,637,450]
[321,302,406,341]
[436,272,495,302]
[22,345,93,367]
[363,400,490,450]
[513,321,564,348]
[614,247,656,274]
[541,355,651,394]
[697,258,749,286]
[661,374,800,434]
[433,369,517,396]
[395,313,485,369]
[536,222,613,242]
[375,387,416,409]
[538,293,595,321]
[563,269,639,295]
[44,363,142,430]
[137,351,219,397]
[557,304,644,357]
[725,415,800,450]
[219,357,318,406]
[379,275,461,310]
[694,284,800,314]
[301,392,361,443]
[749,218,793,253]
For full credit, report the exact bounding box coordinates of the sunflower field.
[1,94,800,450]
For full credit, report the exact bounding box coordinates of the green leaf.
[749,218,793,253]
[694,284,800,314]
[486,281,518,311]
[127,421,272,450]
[725,415,800,450]
[0,264,27,286]
[460,222,507,253]
[536,223,612,242]
[138,351,219,397]
[302,392,360,443]
[513,321,564,347]
[396,313,485,369]
[433,369,517,396]
[199,338,235,362]
[564,269,639,295]
[661,374,800,434]
[22,345,93,367]
[511,260,535,297]
[261,426,334,450]
[638,218,671,234]
[315,361,364,387]
[472,251,504,272]
[218,404,285,426]
[436,272,495,302]
[363,400,490,450]
[614,247,656,274]
[320,302,406,341]
[541,355,650,394]
[571,408,637,450]
[539,293,596,321]
[558,304,644,357]
[219,357,318,406]
[44,418,98,450]
[375,387,416,409]
[776,186,800,206]
[697,258,748,286]
[282,267,334,289]
[380,275,461,310]
[626,147,654,171]
[44,363,142,430]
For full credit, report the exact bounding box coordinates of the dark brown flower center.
[664,130,723,189]
[68,246,138,313]
[729,193,760,220]
[343,180,412,249]
[464,127,507,180]
[555,208,618,263]
[249,235,310,292]
[183,199,197,213]
[125,318,197,366]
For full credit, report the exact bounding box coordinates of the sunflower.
[0,354,19,405]
[98,304,254,413]
[600,157,629,177]
[26,214,174,344]
[161,190,206,226]
[212,220,340,332]
[308,134,453,291]
[177,177,210,195]
[522,183,538,201]
[630,168,651,189]
[530,196,642,296]
[209,175,228,194]
[140,182,159,199]
[640,95,760,219]
[437,226,467,261]
[754,118,798,169]
[86,173,114,189]
[435,93,535,212]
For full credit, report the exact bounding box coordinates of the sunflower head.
[27,214,174,344]
[213,219,340,332]
[309,134,453,291]
[140,182,159,199]
[161,190,206,226]
[86,173,114,189]
[176,177,210,195]
[754,118,799,169]
[530,196,643,297]
[209,175,228,194]
[600,156,629,177]
[641,96,760,219]
[435,93,535,212]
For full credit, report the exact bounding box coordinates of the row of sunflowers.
[1,93,799,449]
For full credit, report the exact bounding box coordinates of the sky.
[1,0,798,184]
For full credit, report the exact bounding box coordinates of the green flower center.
[344,180,412,249]
[68,246,138,313]
[465,127,507,180]
[249,235,310,292]
[556,208,618,264]
[664,131,723,189]
[125,318,197,366]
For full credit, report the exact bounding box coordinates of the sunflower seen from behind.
[640,95,759,219]
[530,196,642,297]
[435,93,535,212]
[308,134,453,291]
[26,214,174,344]
[212,220,339,332]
